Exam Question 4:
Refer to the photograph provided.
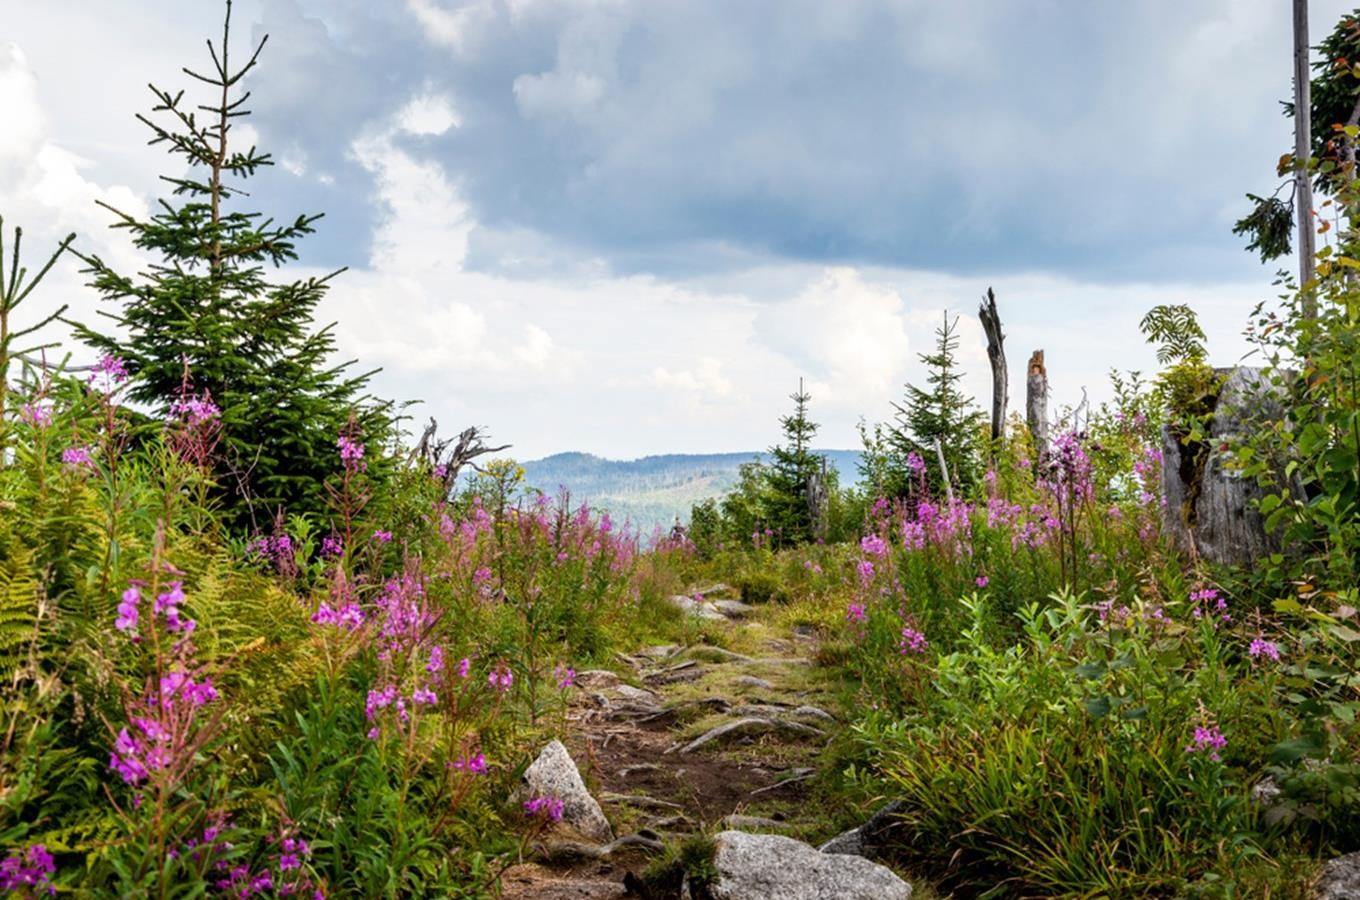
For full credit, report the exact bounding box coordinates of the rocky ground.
[498,585,914,900]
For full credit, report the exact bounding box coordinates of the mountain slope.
[516,450,862,532]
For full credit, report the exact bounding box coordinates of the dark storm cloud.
[240,0,1336,281]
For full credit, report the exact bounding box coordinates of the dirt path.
[501,588,842,899]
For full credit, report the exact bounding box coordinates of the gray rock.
[702,831,911,900]
[1315,851,1360,900]
[819,801,908,860]
[669,594,728,621]
[574,669,621,689]
[612,684,660,703]
[818,828,864,856]
[712,599,755,619]
[731,675,774,690]
[519,740,614,844]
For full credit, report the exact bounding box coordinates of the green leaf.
[1083,695,1113,719]
[1270,735,1324,765]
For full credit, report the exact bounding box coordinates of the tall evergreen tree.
[764,379,824,546]
[74,1,387,526]
[888,312,983,497]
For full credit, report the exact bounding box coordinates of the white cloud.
[407,0,495,55]
[651,357,733,400]
[398,93,460,136]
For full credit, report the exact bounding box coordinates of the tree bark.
[978,287,1007,446]
[1026,350,1049,460]
[1295,0,1317,315]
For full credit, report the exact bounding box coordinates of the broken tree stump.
[1161,366,1297,568]
[1026,350,1049,460]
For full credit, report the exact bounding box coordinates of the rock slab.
[701,830,911,900]
[1315,851,1360,900]
[520,740,614,844]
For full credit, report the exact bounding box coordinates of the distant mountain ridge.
[515,449,863,532]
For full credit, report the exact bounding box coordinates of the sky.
[0,0,1348,460]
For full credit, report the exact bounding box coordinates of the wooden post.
[978,287,1007,446]
[1294,0,1317,315]
[1026,350,1049,460]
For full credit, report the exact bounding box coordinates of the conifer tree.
[764,379,824,546]
[889,312,983,496]
[74,1,387,526]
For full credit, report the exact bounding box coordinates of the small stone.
[612,684,660,703]
[702,831,911,900]
[575,669,622,689]
[712,599,755,619]
[519,740,614,844]
[732,675,774,690]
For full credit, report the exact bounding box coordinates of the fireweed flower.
[427,645,445,674]
[1190,587,1231,625]
[860,534,889,558]
[319,535,343,558]
[452,752,488,774]
[336,434,366,472]
[61,446,94,469]
[372,529,392,544]
[457,657,471,679]
[0,844,56,895]
[19,402,52,427]
[555,665,576,689]
[1249,638,1282,662]
[1186,725,1227,762]
[87,354,129,395]
[846,603,868,624]
[311,600,364,631]
[523,796,565,822]
[411,686,438,706]
[856,560,876,584]
[899,626,928,655]
[489,666,514,693]
[975,575,989,588]
[905,452,926,475]
[115,586,141,636]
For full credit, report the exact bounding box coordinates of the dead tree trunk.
[806,456,829,542]
[978,287,1007,446]
[1026,350,1049,460]
[1161,367,1297,567]
[1294,0,1317,314]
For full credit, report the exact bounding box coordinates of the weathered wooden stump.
[1161,366,1295,568]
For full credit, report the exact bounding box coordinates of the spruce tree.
[889,312,983,496]
[74,1,387,527]
[764,379,824,546]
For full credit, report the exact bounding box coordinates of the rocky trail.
[500,587,914,900]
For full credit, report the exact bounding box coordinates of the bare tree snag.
[411,418,511,494]
[1026,350,1049,460]
[978,287,1007,446]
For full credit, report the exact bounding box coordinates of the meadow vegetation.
[4,4,1360,899]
